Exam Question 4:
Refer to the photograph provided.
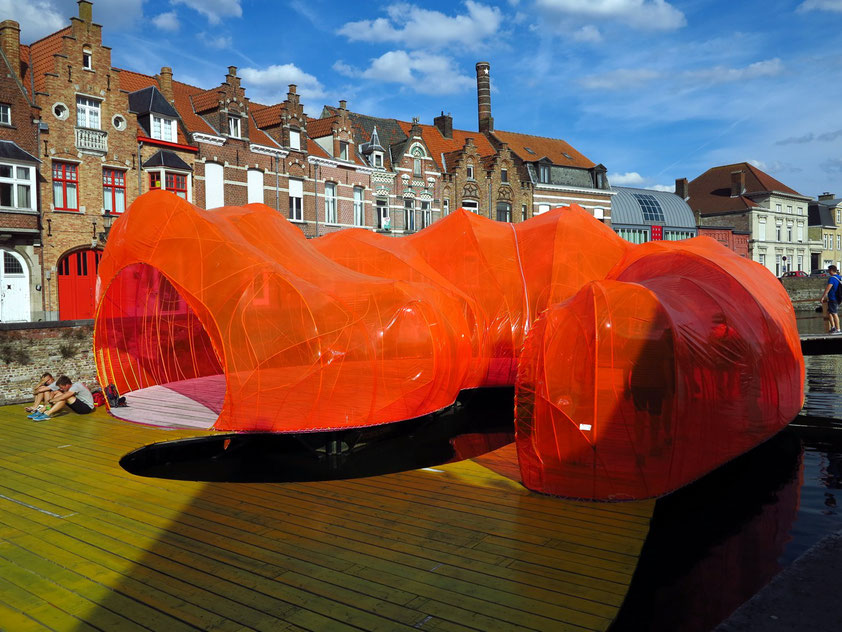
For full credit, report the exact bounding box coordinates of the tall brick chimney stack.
[476,61,493,133]
[0,20,20,79]
[157,66,174,103]
[675,177,689,200]
[78,0,93,23]
[730,170,745,198]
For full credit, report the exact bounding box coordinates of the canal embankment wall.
[780,277,829,311]
[0,320,98,405]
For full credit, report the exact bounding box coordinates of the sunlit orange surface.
[95,191,804,499]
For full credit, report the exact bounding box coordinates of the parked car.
[780,270,808,279]
[810,269,830,277]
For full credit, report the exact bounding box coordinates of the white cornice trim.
[192,132,226,146]
[249,143,288,158]
[533,183,617,196]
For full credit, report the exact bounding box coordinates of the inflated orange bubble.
[95,191,803,499]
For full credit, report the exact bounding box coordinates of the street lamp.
[98,211,115,244]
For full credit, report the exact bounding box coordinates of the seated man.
[26,372,58,414]
[30,376,95,421]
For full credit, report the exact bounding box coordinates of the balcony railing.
[75,127,107,154]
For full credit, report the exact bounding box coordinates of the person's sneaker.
[30,412,50,422]
[26,410,42,418]
[834,330,842,335]
[831,328,839,333]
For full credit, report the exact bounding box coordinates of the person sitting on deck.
[29,376,95,422]
[26,372,59,416]
[820,265,841,335]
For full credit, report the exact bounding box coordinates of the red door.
[57,249,102,320]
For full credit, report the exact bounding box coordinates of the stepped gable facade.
[0,19,41,321]
[688,162,814,275]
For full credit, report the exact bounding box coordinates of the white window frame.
[76,96,101,129]
[466,164,474,180]
[324,182,337,224]
[151,115,177,142]
[289,178,303,221]
[228,115,241,138]
[353,186,364,226]
[0,162,35,211]
[376,197,389,229]
[420,200,431,228]
[373,152,383,168]
[339,141,349,161]
[443,199,449,215]
[82,49,92,70]
[289,129,300,150]
[501,168,508,183]
[247,169,264,204]
[797,222,804,242]
[0,104,10,126]
[462,199,479,213]
[204,162,224,209]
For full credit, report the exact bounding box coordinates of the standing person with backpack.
[820,264,842,334]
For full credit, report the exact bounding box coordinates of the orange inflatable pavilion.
[94,191,804,500]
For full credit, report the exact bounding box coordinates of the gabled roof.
[117,69,191,145]
[190,88,224,113]
[322,107,409,170]
[492,130,595,169]
[307,116,337,139]
[0,140,39,163]
[25,26,72,95]
[688,162,804,215]
[396,120,495,172]
[127,86,179,119]
[251,103,285,129]
[142,149,192,171]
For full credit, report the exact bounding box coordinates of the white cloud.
[609,171,645,185]
[152,11,180,32]
[647,184,675,192]
[571,25,602,42]
[580,69,661,91]
[797,1,842,12]
[685,58,783,84]
[240,64,327,108]
[536,0,686,31]
[338,1,502,50]
[335,50,475,95]
[173,0,242,25]
[0,0,66,41]
[199,32,232,49]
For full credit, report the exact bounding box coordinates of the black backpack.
[836,275,842,303]
[105,384,127,407]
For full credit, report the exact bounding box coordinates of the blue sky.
[8,0,842,196]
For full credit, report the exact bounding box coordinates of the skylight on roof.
[632,193,665,223]
[562,152,572,160]
[524,147,536,154]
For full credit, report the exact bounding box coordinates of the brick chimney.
[286,84,299,107]
[476,61,493,133]
[78,0,93,23]
[157,66,174,103]
[434,111,453,139]
[0,20,20,79]
[819,192,835,202]
[675,177,689,200]
[730,170,745,198]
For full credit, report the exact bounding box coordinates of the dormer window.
[289,128,300,150]
[373,152,383,167]
[83,48,92,70]
[339,141,349,160]
[228,115,241,138]
[538,164,550,183]
[466,164,474,180]
[152,115,177,142]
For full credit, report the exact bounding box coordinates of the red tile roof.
[492,130,595,169]
[251,103,285,128]
[688,162,805,215]
[396,120,495,171]
[190,88,223,113]
[27,26,71,94]
[307,116,337,139]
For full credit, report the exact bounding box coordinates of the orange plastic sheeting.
[94,192,803,499]
[515,239,804,500]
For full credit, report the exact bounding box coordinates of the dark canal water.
[611,314,842,631]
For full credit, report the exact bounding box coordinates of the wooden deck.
[0,404,654,631]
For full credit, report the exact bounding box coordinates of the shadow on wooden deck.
[0,404,653,631]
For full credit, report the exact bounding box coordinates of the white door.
[0,250,30,322]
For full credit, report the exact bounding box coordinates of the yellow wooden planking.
[0,403,654,631]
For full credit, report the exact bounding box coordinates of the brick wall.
[0,320,97,404]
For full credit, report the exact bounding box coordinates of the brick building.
[0,19,41,321]
[476,63,613,223]
[688,162,815,275]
